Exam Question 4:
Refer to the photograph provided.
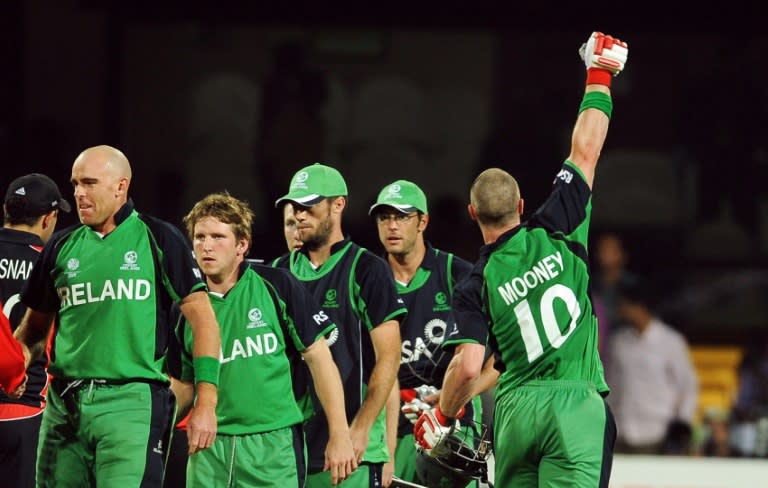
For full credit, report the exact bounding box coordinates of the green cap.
[369,180,428,215]
[275,163,348,207]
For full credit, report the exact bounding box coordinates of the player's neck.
[481,221,519,245]
[307,230,345,267]
[388,239,426,284]
[206,263,241,295]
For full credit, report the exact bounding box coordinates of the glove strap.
[586,68,613,87]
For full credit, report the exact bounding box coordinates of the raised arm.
[568,32,629,189]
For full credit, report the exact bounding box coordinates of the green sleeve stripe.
[381,308,407,325]
[443,337,481,348]
[313,323,338,346]
[446,252,455,296]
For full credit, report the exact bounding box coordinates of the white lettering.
[495,252,566,307]
[0,259,33,280]
[312,310,329,325]
[100,280,116,301]
[58,279,153,309]
[71,283,86,305]
[221,333,280,362]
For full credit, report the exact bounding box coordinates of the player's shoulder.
[48,224,82,249]
[247,260,298,291]
[137,213,185,239]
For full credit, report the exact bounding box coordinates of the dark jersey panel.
[0,228,49,408]
[250,261,335,349]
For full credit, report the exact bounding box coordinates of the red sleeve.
[0,307,25,392]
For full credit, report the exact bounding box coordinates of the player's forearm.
[304,343,350,438]
[180,292,222,360]
[170,377,195,420]
[352,355,399,434]
[385,380,399,456]
[471,355,499,397]
[439,344,485,417]
[13,309,54,366]
[194,381,217,408]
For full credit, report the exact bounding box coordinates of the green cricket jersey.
[20,200,206,382]
[445,161,608,398]
[178,261,335,435]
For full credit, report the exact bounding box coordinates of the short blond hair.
[183,192,254,246]
[470,168,520,227]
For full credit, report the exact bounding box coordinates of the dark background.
[2,2,767,344]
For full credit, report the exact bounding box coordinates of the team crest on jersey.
[66,258,80,278]
[120,250,141,271]
[247,307,268,328]
[323,288,339,308]
[325,327,339,347]
[432,291,451,312]
[423,318,447,345]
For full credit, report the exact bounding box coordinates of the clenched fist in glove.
[579,31,628,86]
[414,406,464,451]
[401,385,438,424]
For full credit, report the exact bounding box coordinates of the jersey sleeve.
[20,229,72,313]
[527,160,592,248]
[354,251,407,331]
[256,264,336,352]
[142,216,207,302]
[443,259,489,350]
[450,254,474,288]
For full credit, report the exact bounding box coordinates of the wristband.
[579,91,613,119]
[586,68,613,87]
[193,356,220,387]
[435,405,466,426]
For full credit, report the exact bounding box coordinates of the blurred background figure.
[606,279,699,455]
[592,231,637,355]
[730,342,768,457]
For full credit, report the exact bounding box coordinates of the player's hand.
[349,422,370,464]
[579,31,628,77]
[382,460,394,487]
[401,388,433,425]
[324,431,358,486]
[186,385,217,455]
[414,406,462,451]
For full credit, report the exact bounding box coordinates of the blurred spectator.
[694,407,733,457]
[605,279,699,455]
[730,342,768,457]
[592,232,637,355]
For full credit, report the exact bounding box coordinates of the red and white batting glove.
[413,406,464,451]
[401,388,434,425]
[579,31,629,86]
